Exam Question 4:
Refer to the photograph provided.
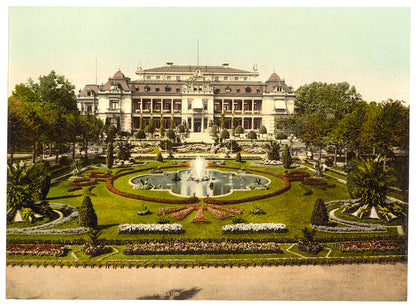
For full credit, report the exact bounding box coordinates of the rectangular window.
[244,77,248,81]
[146,76,151,79]
[156,76,161,80]
[176,76,181,80]
[214,76,219,81]
[224,76,228,80]
[167,76,171,80]
[235,77,238,81]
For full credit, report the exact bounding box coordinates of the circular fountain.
[129,157,270,198]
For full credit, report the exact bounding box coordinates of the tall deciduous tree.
[302,113,330,161]
[79,114,104,158]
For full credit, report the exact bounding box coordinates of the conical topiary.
[281,144,292,169]
[106,142,114,168]
[156,152,163,162]
[78,195,98,229]
[311,198,329,226]
[235,152,242,163]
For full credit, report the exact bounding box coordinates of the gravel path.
[6,263,407,300]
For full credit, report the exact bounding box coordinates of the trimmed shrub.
[311,198,329,226]
[106,142,114,168]
[247,130,257,141]
[235,152,242,163]
[135,129,146,141]
[281,144,292,169]
[235,125,244,136]
[78,196,98,229]
[220,129,230,140]
[155,152,163,162]
[258,125,267,136]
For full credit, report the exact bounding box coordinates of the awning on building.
[274,100,286,110]
[193,99,203,109]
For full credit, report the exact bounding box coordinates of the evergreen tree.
[106,142,114,168]
[311,198,329,226]
[282,144,292,169]
[258,125,267,137]
[135,129,146,144]
[235,125,244,136]
[235,152,242,163]
[156,152,164,162]
[247,130,257,143]
[78,195,98,229]
[220,129,230,141]
[166,128,176,141]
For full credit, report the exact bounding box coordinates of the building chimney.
[166,61,173,67]
[222,62,229,67]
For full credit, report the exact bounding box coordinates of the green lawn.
[7,160,406,243]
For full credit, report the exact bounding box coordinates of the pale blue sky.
[8,7,410,103]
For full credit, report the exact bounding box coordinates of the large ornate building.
[77,62,295,138]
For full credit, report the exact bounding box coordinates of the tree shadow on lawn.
[137,287,203,300]
[46,194,82,201]
[97,224,118,230]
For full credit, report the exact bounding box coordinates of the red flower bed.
[169,208,195,220]
[209,204,244,214]
[284,171,310,182]
[338,241,406,252]
[301,177,328,186]
[6,244,68,257]
[192,208,211,223]
[158,205,189,215]
[207,207,234,220]
[68,178,96,187]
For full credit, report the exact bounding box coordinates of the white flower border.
[118,223,184,234]
[222,223,287,234]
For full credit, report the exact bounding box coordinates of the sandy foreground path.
[6,263,407,301]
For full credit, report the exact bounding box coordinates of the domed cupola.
[266,72,281,83]
[113,70,126,79]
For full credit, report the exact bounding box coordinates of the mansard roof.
[79,84,99,97]
[144,65,251,74]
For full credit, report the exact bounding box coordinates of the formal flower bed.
[68,177,96,186]
[222,223,288,234]
[124,240,284,255]
[82,244,113,257]
[302,177,328,186]
[284,171,310,182]
[337,241,406,252]
[158,204,243,223]
[118,223,184,234]
[192,208,211,223]
[312,224,386,233]
[6,244,68,257]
